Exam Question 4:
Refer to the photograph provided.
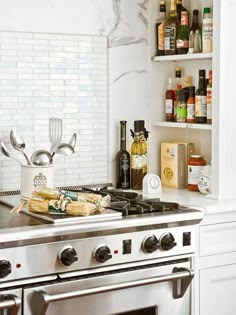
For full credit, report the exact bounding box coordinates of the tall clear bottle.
[164,0,178,55]
[156,1,167,56]
[165,77,175,121]
[195,69,207,123]
[131,132,143,190]
[116,121,130,189]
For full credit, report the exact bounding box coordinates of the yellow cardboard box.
[161,142,186,189]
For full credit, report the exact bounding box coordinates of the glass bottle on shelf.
[176,0,189,24]
[131,132,143,190]
[174,66,182,121]
[176,10,189,54]
[165,77,175,121]
[116,121,130,190]
[186,86,195,123]
[202,7,213,53]
[207,70,212,124]
[164,0,178,55]
[195,69,207,123]
[189,9,201,53]
[156,1,167,56]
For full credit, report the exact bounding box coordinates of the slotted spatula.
[49,118,63,153]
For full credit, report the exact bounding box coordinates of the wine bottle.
[131,132,143,190]
[195,70,207,123]
[176,10,189,54]
[116,121,130,189]
[156,1,167,56]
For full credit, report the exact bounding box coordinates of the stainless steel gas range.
[0,187,203,315]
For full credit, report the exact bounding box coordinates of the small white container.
[198,164,211,195]
[21,164,54,199]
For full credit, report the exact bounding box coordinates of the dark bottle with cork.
[116,121,130,189]
[195,70,207,123]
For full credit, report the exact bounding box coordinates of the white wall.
[0,0,148,190]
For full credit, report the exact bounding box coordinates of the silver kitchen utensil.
[51,143,75,158]
[0,139,23,165]
[49,118,63,153]
[10,129,31,165]
[30,149,53,166]
[68,132,77,148]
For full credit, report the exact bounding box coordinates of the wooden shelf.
[152,52,213,62]
[152,121,212,130]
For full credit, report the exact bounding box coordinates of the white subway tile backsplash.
[0,31,108,191]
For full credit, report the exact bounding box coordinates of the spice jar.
[188,155,206,191]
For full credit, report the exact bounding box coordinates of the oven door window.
[112,306,157,315]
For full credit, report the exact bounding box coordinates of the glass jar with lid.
[188,155,206,191]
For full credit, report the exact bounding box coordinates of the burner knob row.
[142,233,177,253]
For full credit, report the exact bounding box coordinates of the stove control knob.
[142,235,160,253]
[94,245,112,263]
[59,246,78,266]
[160,233,177,251]
[0,259,11,278]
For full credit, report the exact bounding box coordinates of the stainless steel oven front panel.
[23,260,192,315]
[0,288,22,315]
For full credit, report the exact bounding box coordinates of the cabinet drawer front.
[200,222,236,256]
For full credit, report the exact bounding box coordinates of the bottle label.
[157,23,165,50]
[195,95,207,117]
[202,20,213,52]
[165,26,176,50]
[176,39,189,48]
[181,11,189,25]
[187,103,195,119]
[121,158,130,171]
[176,105,187,122]
[131,155,143,169]
[207,87,212,120]
[165,99,173,114]
[188,165,203,185]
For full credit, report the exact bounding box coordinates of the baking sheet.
[21,208,122,224]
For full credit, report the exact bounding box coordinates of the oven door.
[0,288,22,315]
[24,259,193,315]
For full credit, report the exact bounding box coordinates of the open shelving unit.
[152,52,213,62]
[151,121,212,130]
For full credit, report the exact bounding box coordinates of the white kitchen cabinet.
[148,0,236,200]
[199,264,236,315]
[195,217,236,315]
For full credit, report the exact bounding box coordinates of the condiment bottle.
[202,7,213,53]
[174,66,182,121]
[164,0,178,55]
[207,70,212,124]
[188,155,206,191]
[165,77,175,121]
[186,86,195,123]
[176,89,187,122]
[195,69,207,123]
[189,9,201,53]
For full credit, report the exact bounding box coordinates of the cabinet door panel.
[200,222,236,256]
[200,264,236,315]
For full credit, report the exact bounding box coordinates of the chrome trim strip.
[0,275,58,290]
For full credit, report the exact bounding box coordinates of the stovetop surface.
[0,188,202,230]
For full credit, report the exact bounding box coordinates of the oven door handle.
[0,294,21,315]
[33,267,194,315]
